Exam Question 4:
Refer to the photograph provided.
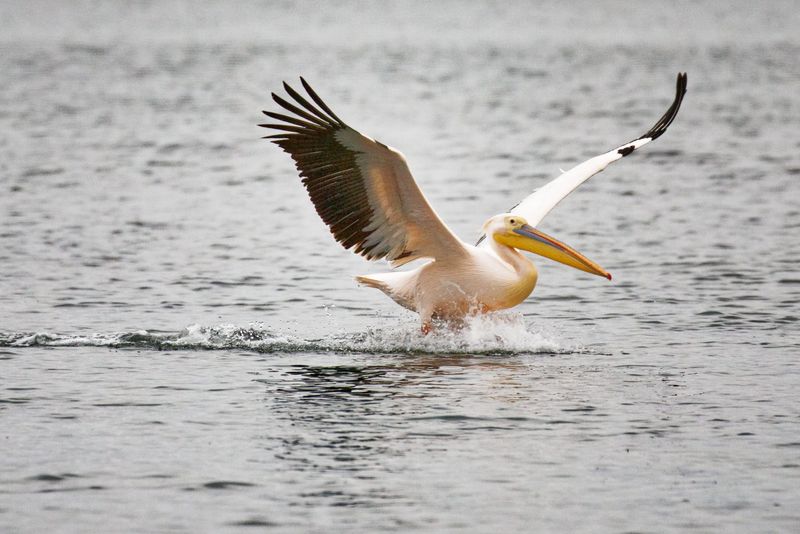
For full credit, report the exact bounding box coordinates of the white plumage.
[261,74,687,333]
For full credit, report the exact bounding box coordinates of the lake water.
[1,1,799,532]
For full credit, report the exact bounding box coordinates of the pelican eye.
[509,218,517,225]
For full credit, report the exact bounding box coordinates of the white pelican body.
[261,74,687,332]
[356,235,539,323]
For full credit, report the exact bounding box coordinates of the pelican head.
[484,214,611,280]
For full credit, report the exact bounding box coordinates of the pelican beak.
[497,224,612,280]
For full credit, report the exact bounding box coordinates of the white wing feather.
[507,73,687,228]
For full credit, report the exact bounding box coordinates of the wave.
[0,315,564,355]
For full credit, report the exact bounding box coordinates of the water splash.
[0,314,563,355]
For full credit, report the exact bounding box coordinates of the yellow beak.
[495,224,611,280]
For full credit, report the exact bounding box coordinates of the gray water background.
[1,1,799,532]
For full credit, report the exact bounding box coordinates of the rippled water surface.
[2,1,799,532]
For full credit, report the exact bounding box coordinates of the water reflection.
[257,356,530,507]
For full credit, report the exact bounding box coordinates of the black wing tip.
[611,72,687,157]
[273,77,347,130]
[674,71,688,102]
[298,77,347,128]
[636,71,688,143]
[261,79,350,139]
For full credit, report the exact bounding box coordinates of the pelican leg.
[418,302,435,335]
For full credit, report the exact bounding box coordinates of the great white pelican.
[261,73,687,333]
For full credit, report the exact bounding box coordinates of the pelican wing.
[504,73,687,229]
[261,78,467,267]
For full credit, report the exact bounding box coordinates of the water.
[2,1,799,531]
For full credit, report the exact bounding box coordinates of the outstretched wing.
[501,73,687,230]
[261,78,467,267]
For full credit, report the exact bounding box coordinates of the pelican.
[261,73,687,333]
